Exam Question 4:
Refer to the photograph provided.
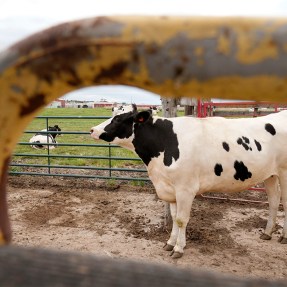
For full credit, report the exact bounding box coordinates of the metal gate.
[9,115,149,182]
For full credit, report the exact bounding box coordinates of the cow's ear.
[134,111,151,124]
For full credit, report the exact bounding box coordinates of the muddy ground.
[7,175,287,280]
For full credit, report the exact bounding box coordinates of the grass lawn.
[11,108,143,174]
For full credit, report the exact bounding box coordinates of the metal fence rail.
[9,115,149,182]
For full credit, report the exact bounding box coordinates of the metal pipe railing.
[9,115,148,181]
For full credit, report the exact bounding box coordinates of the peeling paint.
[1,15,287,245]
[217,28,231,56]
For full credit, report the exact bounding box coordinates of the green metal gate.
[9,115,149,182]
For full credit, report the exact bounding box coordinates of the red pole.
[197,99,202,118]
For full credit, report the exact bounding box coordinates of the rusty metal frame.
[2,15,287,244]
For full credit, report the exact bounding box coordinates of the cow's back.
[149,111,287,195]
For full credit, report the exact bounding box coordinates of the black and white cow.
[149,106,159,116]
[29,125,61,149]
[90,104,287,258]
[112,105,134,117]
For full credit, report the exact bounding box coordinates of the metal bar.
[198,194,285,207]
[9,171,150,181]
[34,116,110,119]
[4,15,287,250]
[198,194,270,205]
[1,245,287,287]
[10,163,147,172]
[204,101,281,107]
[25,131,90,135]
[12,153,141,161]
[45,117,51,174]
[108,144,112,178]
[17,142,120,148]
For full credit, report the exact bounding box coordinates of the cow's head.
[48,125,61,138]
[90,104,152,150]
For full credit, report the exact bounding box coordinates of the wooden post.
[161,97,178,227]
[161,98,178,118]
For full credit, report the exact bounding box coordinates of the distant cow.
[29,125,61,149]
[112,105,134,117]
[90,105,287,258]
[149,106,159,116]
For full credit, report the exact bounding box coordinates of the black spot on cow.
[214,164,223,176]
[265,123,276,135]
[99,108,180,167]
[133,113,180,166]
[242,136,250,144]
[33,141,44,149]
[242,142,249,151]
[237,137,249,151]
[234,160,252,181]
[222,142,230,152]
[254,139,262,151]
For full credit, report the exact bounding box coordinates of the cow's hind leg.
[163,203,177,251]
[279,172,287,244]
[260,175,280,240]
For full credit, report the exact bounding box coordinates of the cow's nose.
[90,129,94,134]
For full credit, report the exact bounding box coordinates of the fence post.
[46,118,51,174]
[108,144,112,178]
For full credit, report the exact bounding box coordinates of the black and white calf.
[29,125,61,149]
[90,105,287,258]
[149,106,159,116]
[112,105,134,117]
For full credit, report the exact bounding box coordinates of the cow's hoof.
[278,236,287,244]
[260,233,272,240]
[163,244,174,251]
[170,250,183,259]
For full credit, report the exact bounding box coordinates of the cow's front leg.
[170,192,195,259]
[163,203,177,251]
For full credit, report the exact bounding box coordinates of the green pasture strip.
[11,108,147,180]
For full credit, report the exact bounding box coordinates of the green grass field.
[12,107,142,171]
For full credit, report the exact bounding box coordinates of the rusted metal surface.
[1,15,287,244]
[2,245,287,287]
[0,157,11,244]
[2,16,287,157]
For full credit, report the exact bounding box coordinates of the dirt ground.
[7,175,287,280]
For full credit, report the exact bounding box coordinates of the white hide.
[29,134,57,149]
[91,110,287,257]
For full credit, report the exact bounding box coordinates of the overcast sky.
[1,0,287,50]
[1,0,287,103]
